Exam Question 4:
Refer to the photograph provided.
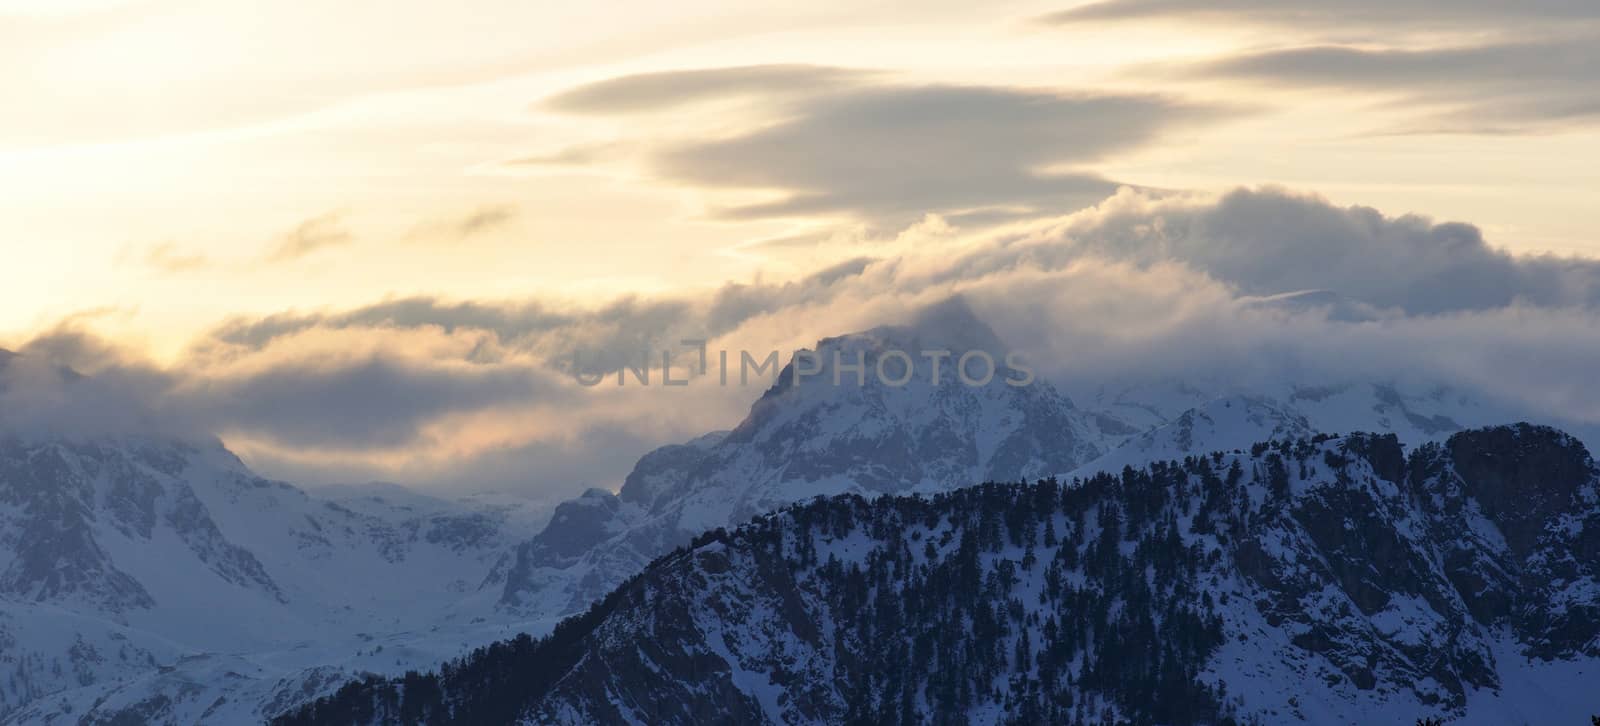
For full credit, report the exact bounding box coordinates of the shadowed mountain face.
[279,425,1600,725]
[493,300,1121,615]
[0,437,277,613]
[0,430,552,723]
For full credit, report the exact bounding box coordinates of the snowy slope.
[1068,375,1595,482]
[490,298,1600,626]
[279,425,1600,725]
[493,300,1125,616]
[1070,394,1320,477]
[0,434,554,724]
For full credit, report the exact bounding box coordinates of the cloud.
[266,212,353,262]
[0,324,571,450]
[962,263,1600,433]
[1012,187,1600,313]
[10,186,1600,497]
[181,355,568,449]
[191,255,881,374]
[405,205,519,244]
[536,67,1230,227]
[653,86,1181,223]
[1042,0,1600,131]
[542,64,871,114]
[1042,0,1600,29]
[0,327,196,441]
[451,206,517,238]
[1188,37,1600,130]
[119,242,212,273]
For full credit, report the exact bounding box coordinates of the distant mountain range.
[0,300,1595,723]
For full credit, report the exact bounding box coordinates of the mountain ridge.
[276,423,1600,725]
[492,306,1119,616]
[4,306,1599,723]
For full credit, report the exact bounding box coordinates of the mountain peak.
[755,296,1017,409]
[498,304,1112,614]
[839,294,1005,357]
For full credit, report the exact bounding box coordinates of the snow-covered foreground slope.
[280,425,1600,725]
[0,435,556,724]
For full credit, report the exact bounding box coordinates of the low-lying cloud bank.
[6,187,1600,496]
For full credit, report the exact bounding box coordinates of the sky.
[3,0,1599,496]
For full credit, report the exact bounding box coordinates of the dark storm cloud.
[1042,0,1600,27]
[541,64,870,114]
[538,68,1229,226]
[1191,37,1600,129]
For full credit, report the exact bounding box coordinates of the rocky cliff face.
[279,425,1600,725]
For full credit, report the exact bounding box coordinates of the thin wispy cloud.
[1041,0,1600,29]
[119,241,213,273]
[266,212,353,262]
[541,64,873,114]
[1186,37,1600,131]
[405,205,519,244]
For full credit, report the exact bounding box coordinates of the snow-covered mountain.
[277,424,1600,725]
[5,298,1599,723]
[1070,381,1535,481]
[492,297,1589,625]
[0,432,554,724]
[493,299,1126,616]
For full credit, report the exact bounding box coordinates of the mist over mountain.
[0,383,557,722]
[10,188,1600,500]
[493,299,1122,616]
[1,297,1597,723]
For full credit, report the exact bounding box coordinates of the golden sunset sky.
[6,0,1597,355]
